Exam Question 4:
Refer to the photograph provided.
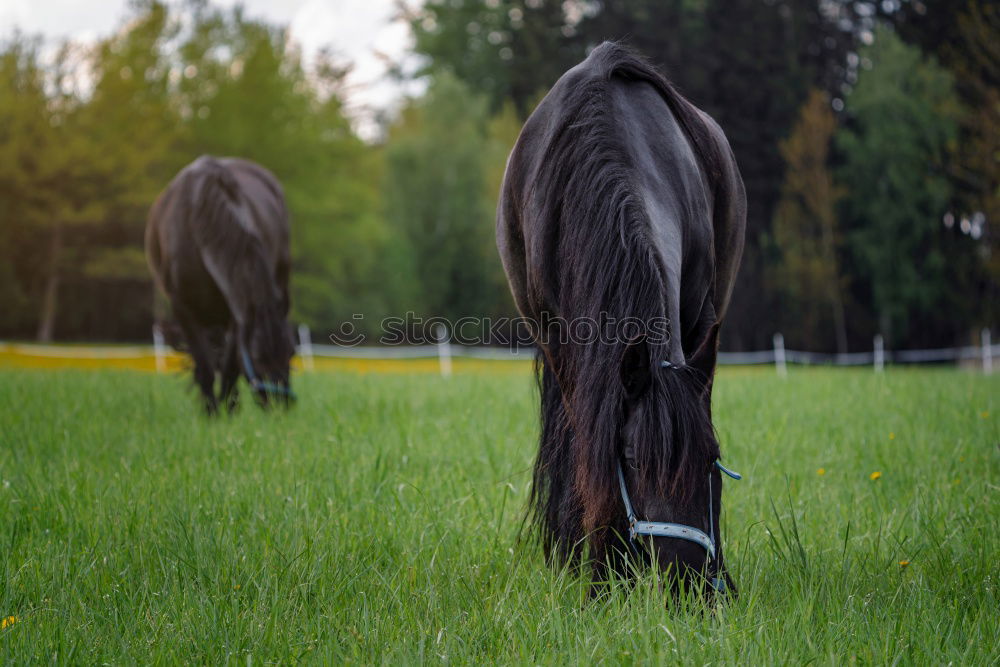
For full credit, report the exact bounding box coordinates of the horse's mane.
[181,156,288,364]
[524,42,722,563]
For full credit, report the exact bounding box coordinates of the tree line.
[0,0,995,352]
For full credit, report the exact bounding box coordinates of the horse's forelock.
[566,333,718,539]
[634,366,719,500]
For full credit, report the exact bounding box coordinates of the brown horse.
[146,156,294,413]
[496,43,746,593]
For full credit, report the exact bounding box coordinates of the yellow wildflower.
[1,616,16,630]
[889,432,895,440]
[870,471,882,481]
[899,560,910,568]
[817,468,826,476]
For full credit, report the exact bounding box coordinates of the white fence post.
[983,328,992,375]
[298,323,315,372]
[773,333,786,377]
[873,334,884,373]
[436,323,452,378]
[152,324,167,373]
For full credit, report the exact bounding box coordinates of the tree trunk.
[879,311,892,351]
[36,223,62,342]
[830,282,849,355]
[819,213,849,354]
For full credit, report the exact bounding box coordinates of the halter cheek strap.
[617,463,717,558]
[617,353,741,589]
[241,348,296,399]
[617,459,742,590]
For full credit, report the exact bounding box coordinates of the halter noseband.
[241,348,296,399]
[617,358,742,590]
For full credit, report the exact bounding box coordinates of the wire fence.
[1,327,994,376]
[305,328,995,372]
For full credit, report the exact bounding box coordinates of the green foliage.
[769,90,848,352]
[0,1,388,342]
[1,1,994,349]
[167,3,391,335]
[383,73,511,322]
[408,0,886,351]
[0,37,51,331]
[411,0,583,115]
[837,28,962,346]
[949,2,999,326]
[0,367,997,661]
[0,16,181,340]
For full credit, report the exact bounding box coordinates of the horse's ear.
[620,337,652,400]
[687,322,720,387]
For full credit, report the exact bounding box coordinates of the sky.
[0,0,424,138]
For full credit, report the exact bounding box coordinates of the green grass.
[1,367,997,663]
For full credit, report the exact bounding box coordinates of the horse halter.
[616,359,742,591]
[240,348,296,399]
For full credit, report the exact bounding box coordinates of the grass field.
[1,366,997,663]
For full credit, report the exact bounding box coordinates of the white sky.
[0,0,424,138]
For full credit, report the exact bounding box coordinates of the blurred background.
[0,0,996,353]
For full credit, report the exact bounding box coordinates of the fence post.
[873,334,884,373]
[983,328,993,375]
[436,323,452,378]
[298,323,315,372]
[773,333,786,377]
[152,324,167,374]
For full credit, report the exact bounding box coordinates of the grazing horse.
[496,43,746,593]
[146,156,295,413]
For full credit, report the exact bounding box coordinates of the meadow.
[0,365,996,663]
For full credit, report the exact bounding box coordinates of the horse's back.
[216,157,290,277]
[146,156,291,323]
[498,42,745,337]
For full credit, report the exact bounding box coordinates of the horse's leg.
[219,325,241,413]
[174,302,218,415]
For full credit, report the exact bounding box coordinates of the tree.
[769,89,848,352]
[289,86,388,336]
[410,0,585,115]
[382,73,507,323]
[884,0,998,334]
[172,2,392,338]
[77,0,186,338]
[948,2,999,330]
[837,27,962,346]
[0,1,186,342]
[0,0,392,342]
[0,36,51,336]
[0,38,122,341]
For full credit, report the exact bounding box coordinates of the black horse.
[146,156,295,413]
[496,43,746,592]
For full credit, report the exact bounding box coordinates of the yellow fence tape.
[0,343,530,375]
